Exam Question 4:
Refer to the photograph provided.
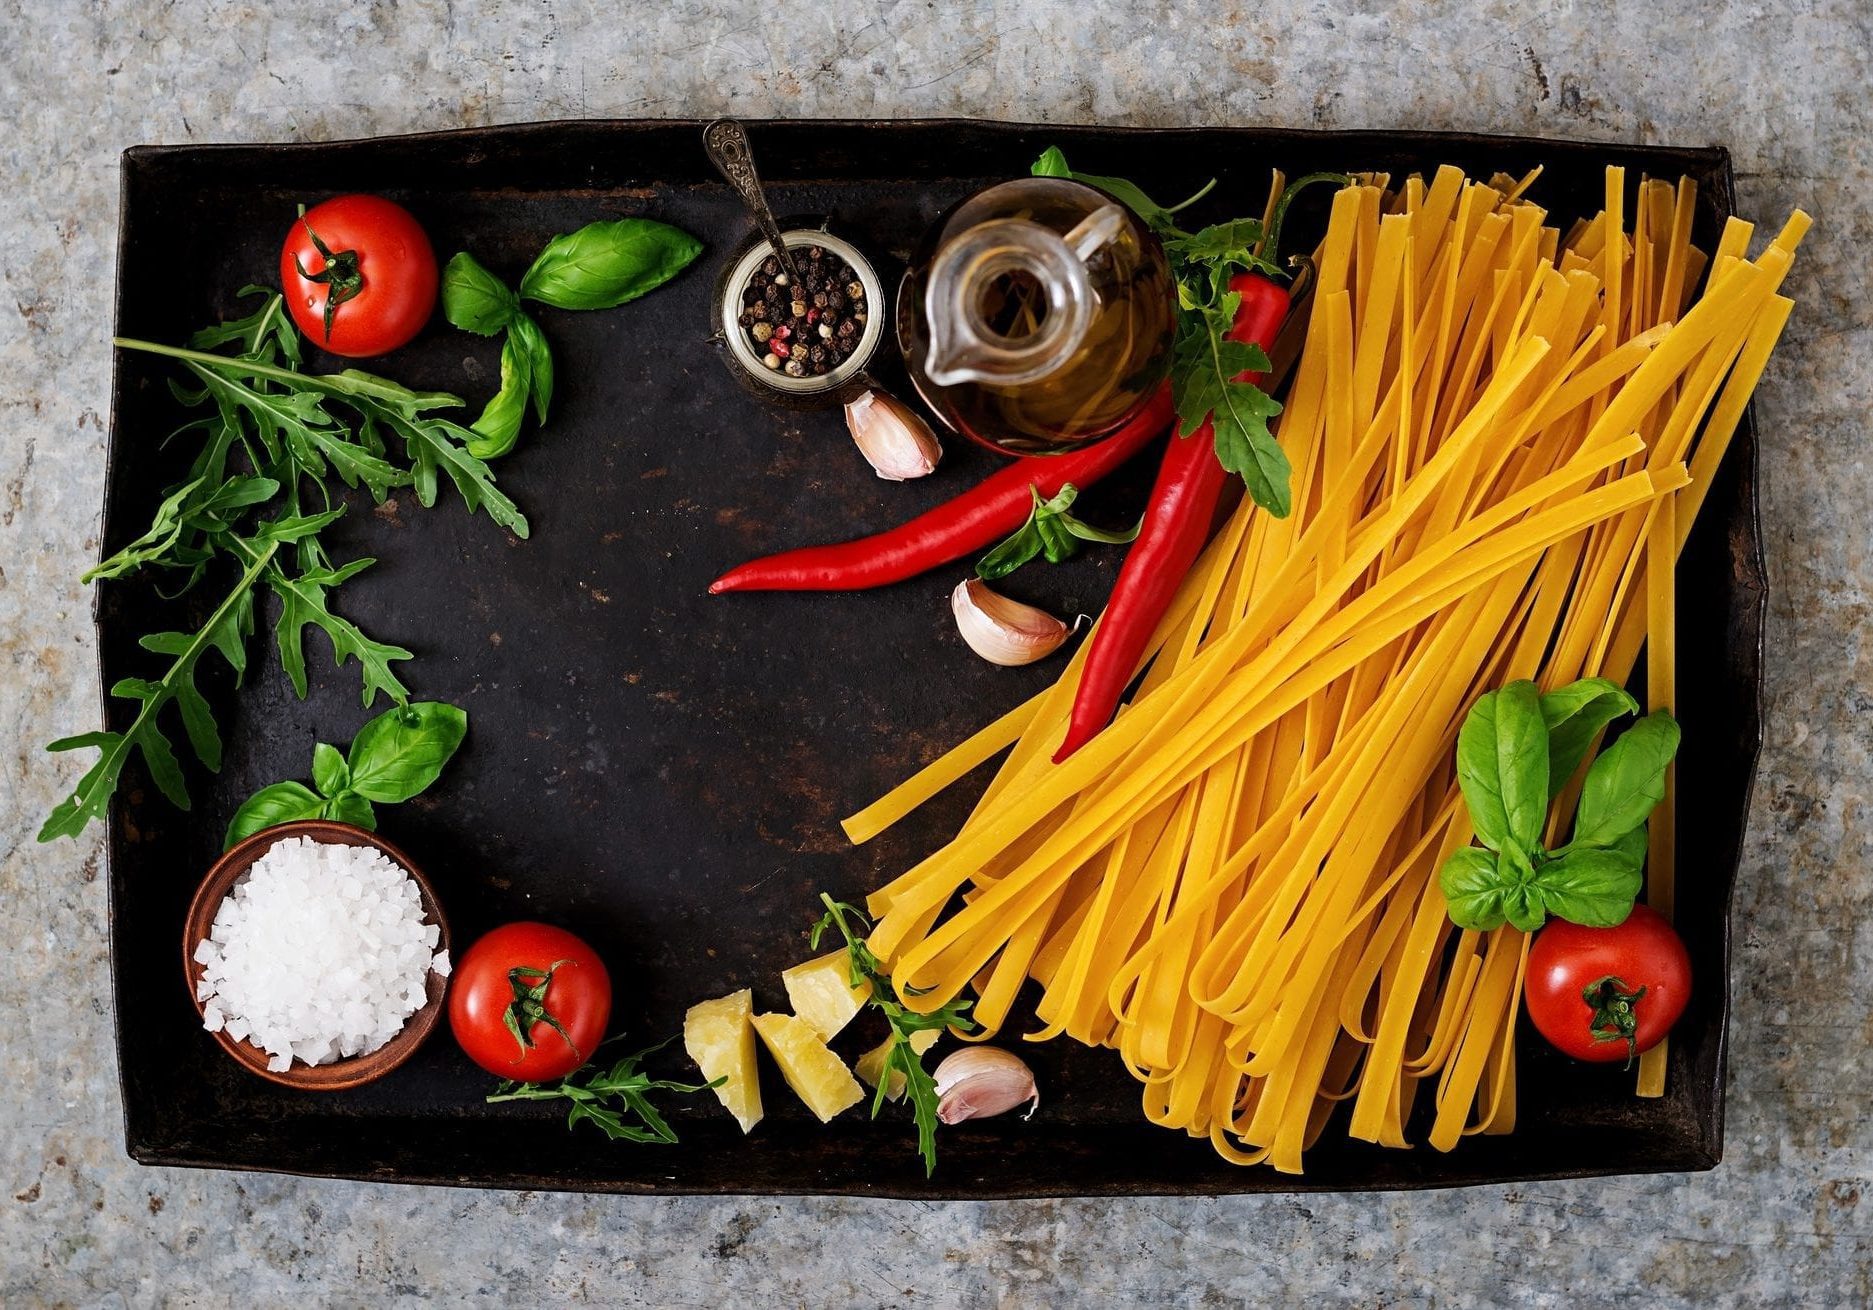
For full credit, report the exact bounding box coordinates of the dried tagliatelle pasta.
[844,165,1807,1172]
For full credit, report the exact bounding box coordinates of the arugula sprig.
[975,482,1140,581]
[39,291,528,842]
[1439,678,1681,933]
[486,1037,723,1144]
[1030,150,1349,517]
[811,894,974,1177]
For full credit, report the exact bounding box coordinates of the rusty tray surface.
[100,120,1761,1196]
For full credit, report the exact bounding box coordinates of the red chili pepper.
[1054,274,1291,761]
[709,386,1174,593]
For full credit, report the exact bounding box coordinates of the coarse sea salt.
[193,836,448,1072]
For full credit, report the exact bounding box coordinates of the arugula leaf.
[1454,680,1550,855]
[811,894,973,1176]
[344,701,469,802]
[1540,678,1641,796]
[486,1038,722,1144]
[40,537,280,841]
[1573,710,1681,848]
[256,549,413,708]
[225,780,325,848]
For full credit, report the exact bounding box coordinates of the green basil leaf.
[311,742,350,797]
[1541,677,1640,797]
[1455,680,1550,854]
[1031,147,1071,178]
[1573,710,1681,848]
[514,312,554,424]
[1036,515,1080,564]
[1530,847,1644,928]
[465,330,532,460]
[975,521,1046,581]
[1501,881,1547,934]
[1438,845,1510,931]
[321,790,377,831]
[225,780,324,849]
[345,700,469,803]
[518,219,703,311]
[441,252,521,337]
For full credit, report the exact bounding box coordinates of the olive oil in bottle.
[898,176,1175,456]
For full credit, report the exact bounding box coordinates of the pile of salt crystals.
[193,836,451,1072]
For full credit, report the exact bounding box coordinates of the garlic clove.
[845,388,942,481]
[932,1046,1039,1124]
[951,579,1076,666]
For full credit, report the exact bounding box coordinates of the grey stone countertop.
[2,2,1867,1304]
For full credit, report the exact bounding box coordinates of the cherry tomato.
[1526,905,1691,1064]
[280,194,437,357]
[449,922,612,1081]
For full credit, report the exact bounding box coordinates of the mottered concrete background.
[1,1,1867,1304]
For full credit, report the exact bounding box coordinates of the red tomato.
[448,922,612,1081]
[280,194,437,357]
[1526,905,1691,1064]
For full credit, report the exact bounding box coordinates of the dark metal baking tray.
[99,120,1761,1196]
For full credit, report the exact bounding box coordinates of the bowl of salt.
[183,821,452,1091]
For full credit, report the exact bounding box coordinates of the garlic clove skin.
[933,1046,1040,1124]
[951,579,1075,666]
[845,388,942,481]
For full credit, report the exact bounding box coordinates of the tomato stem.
[1581,974,1649,1068]
[502,959,582,1063]
[293,220,364,343]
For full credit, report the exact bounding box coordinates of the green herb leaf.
[1454,680,1551,855]
[486,1039,722,1144]
[311,742,349,796]
[1531,847,1645,929]
[518,219,703,311]
[321,790,377,830]
[975,483,1140,581]
[1573,710,1681,848]
[465,329,533,460]
[812,894,973,1176]
[344,701,469,803]
[1540,677,1641,796]
[441,252,521,337]
[40,538,279,842]
[513,312,554,424]
[224,780,325,848]
[1028,148,1214,236]
[1438,846,1511,931]
[258,549,413,708]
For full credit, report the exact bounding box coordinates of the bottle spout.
[919,216,1104,390]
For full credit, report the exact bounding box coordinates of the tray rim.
[100,117,1764,1198]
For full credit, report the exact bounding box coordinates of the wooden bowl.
[182,820,450,1092]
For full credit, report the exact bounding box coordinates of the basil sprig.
[442,218,703,459]
[1438,678,1680,933]
[975,483,1140,581]
[225,700,468,847]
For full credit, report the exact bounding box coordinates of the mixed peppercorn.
[738,246,867,378]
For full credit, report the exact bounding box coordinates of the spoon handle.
[703,119,801,284]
